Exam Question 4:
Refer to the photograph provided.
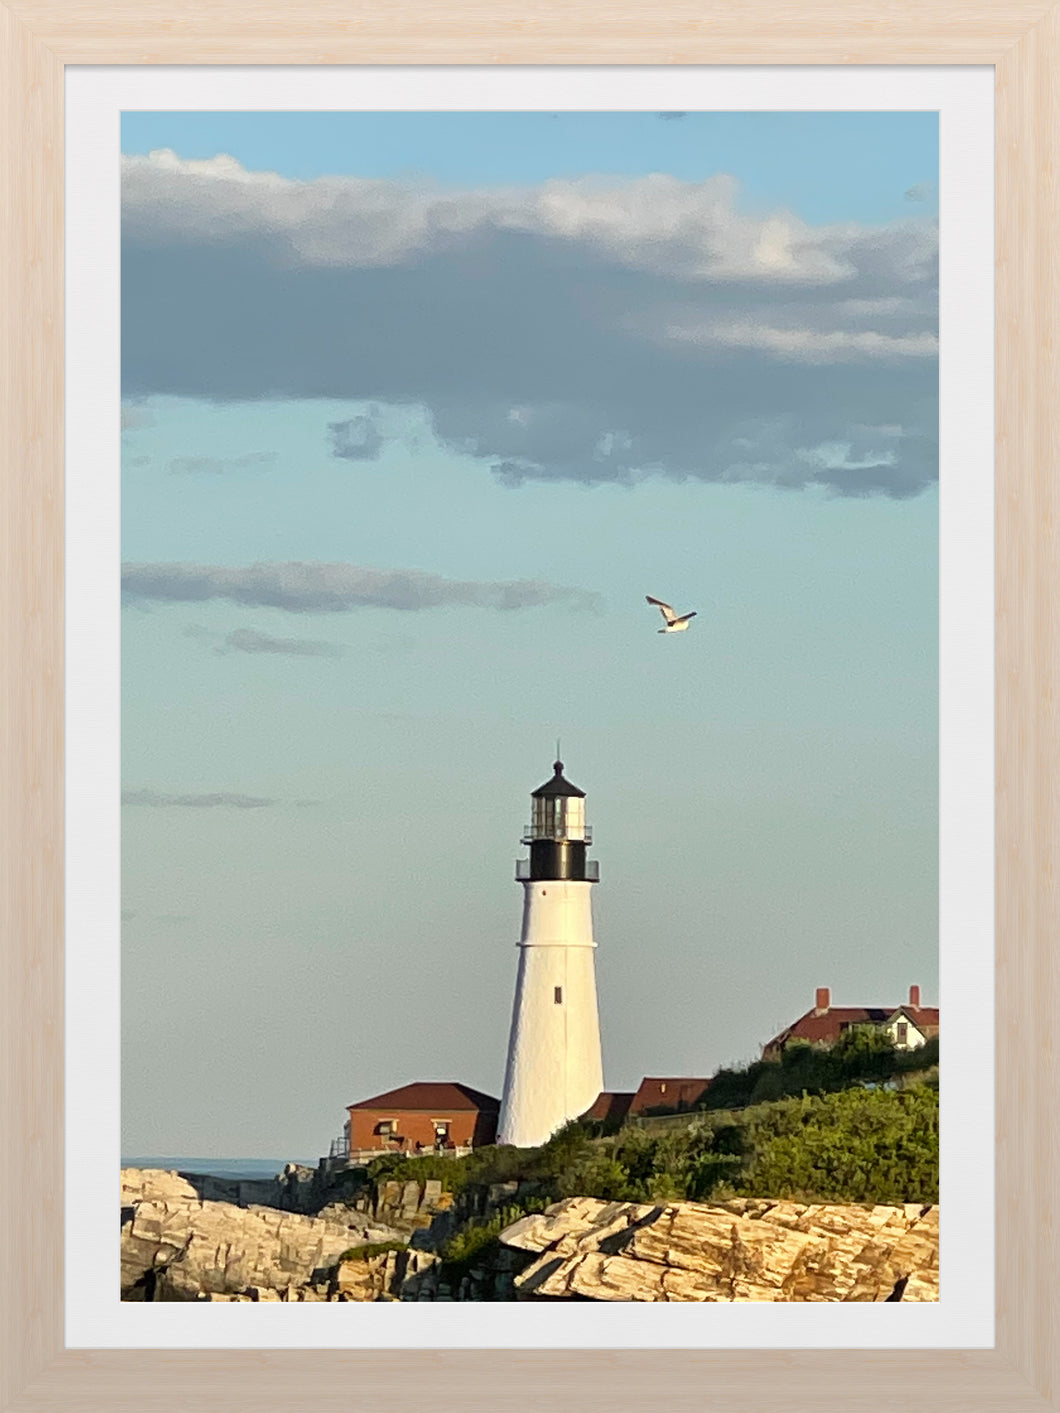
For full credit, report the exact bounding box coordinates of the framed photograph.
[2,3,1056,1409]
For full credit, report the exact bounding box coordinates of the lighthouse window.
[554,987,563,1004]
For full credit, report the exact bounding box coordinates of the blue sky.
[121,112,938,1158]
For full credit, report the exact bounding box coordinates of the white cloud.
[122,151,893,286]
[795,440,898,471]
[661,320,939,363]
[122,152,938,498]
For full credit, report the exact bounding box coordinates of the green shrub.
[336,1239,407,1263]
[355,1084,940,1291]
[438,1198,548,1277]
[367,1084,939,1261]
[547,1085,938,1207]
[735,1085,939,1204]
[365,1122,592,1199]
[700,1031,938,1111]
[555,1152,629,1201]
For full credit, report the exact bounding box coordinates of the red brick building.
[762,986,940,1060]
[629,1077,712,1115]
[345,1081,499,1156]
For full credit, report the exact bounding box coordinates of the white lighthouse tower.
[498,761,604,1148]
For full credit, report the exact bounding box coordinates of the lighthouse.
[497,761,604,1148]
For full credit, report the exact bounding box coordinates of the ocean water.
[121,1157,318,1181]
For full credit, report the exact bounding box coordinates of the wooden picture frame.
[2,2,1055,1407]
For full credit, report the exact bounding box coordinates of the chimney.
[908,984,921,1008]
[814,987,831,1014]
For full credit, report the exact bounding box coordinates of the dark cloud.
[218,627,343,657]
[328,411,384,461]
[167,452,277,475]
[122,788,276,808]
[122,154,938,498]
[122,561,600,614]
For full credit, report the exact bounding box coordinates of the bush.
[700,1030,937,1111]
[438,1198,548,1277]
[336,1239,407,1263]
[555,1152,630,1201]
[735,1085,939,1204]
[542,1085,938,1208]
[365,1085,939,1262]
[366,1141,529,1196]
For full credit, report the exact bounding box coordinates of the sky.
[120,111,939,1160]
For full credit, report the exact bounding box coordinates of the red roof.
[765,1004,939,1052]
[767,1007,891,1050]
[892,1006,940,1031]
[580,1091,635,1123]
[630,1077,711,1114]
[348,1082,499,1113]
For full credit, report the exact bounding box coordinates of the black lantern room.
[517,761,600,882]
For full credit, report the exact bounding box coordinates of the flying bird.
[646,596,697,633]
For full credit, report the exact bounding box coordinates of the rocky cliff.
[121,1169,409,1301]
[121,1170,938,1303]
[500,1196,939,1301]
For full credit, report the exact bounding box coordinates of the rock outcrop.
[121,1169,405,1301]
[499,1197,939,1301]
[121,1171,939,1303]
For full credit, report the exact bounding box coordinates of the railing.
[521,823,592,844]
[329,1134,350,1159]
[516,858,599,881]
[321,1144,476,1170]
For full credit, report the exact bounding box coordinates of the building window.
[554,986,563,1004]
[896,1022,909,1045]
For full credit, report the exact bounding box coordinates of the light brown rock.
[121,1169,379,1301]
[121,1168,201,1208]
[120,1168,444,1303]
[504,1198,939,1302]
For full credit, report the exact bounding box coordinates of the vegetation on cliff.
[676,1029,938,1116]
[365,1082,939,1210]
[350,1053,940,1282]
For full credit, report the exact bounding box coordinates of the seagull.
[646,596,697,633]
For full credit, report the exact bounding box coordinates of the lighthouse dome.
[531,760,586,799]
